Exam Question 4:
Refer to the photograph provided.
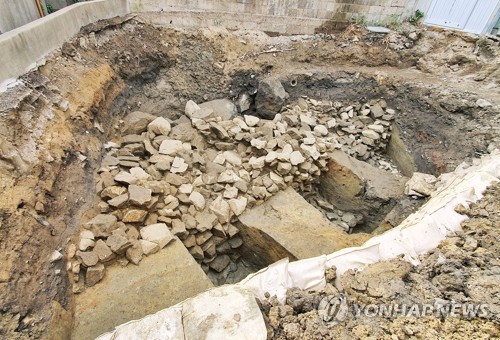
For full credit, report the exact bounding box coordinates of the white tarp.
[97,150,499,339]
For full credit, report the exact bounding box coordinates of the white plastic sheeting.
[96,151,499,339]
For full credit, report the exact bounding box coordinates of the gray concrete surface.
[0,0,41,34]
[0,0,128,87]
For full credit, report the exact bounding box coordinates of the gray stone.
[404,172,437,197]
[86,214,117,237]
[370,104,385,119]
[159,139,184,156]
[209,196,232,224]
[195,212,218,232]
[86,263,105,287]
[101,186,126,199]
[222,151,242,166]
[126,242,143,265]
[77,251,99,267]
[209,255,231,272]
[94,240,114,262]
[79,238,95,252]
[123,111,156,134]
[289,151,305,165]
[108,194,129,208]
[218,170,240,184]
[189,191,206,210]
[362,129,380,140]
[106,235,132,254]
[170,157,188,173]
[199,99,237,120]
[255,78,289,119]
[366,26,391,33]
[114,167,150,185]
[229,197,248,216]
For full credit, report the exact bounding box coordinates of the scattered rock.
[140,223,174,248]
[86,263,105,287]
[405,172,438,197]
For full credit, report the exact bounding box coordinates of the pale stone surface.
[140,223,174,249]
[73,240,213,340]
[189,191,206,210]
[159,139,184,156]
[182,285,266,340]
[405,172,437,197]
[238,187,369,263]
[229,196,248,216]
[148,117,171,136]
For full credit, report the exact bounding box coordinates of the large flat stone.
[320,150,408,232]
[72,239,213,340]
[237,187,369,264]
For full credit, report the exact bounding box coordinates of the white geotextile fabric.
[239,150,500,300]
[96,151,499,339]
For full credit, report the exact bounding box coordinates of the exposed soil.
[0,15,498,338]
[260,183,500,339]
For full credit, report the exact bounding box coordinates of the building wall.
[130,0,416,26]
[0,0,41,34]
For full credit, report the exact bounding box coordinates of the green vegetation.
[351,14,367,27]
[46,3,54,14]
[409,10,425,26]
[387,14,402,30]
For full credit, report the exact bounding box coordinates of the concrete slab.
[237,187,369,264]
[72,239,213,340]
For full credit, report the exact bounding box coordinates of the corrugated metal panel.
[463,1,500,34]
[425,0,479,29]
[425,0,500,34]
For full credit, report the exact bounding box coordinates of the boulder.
[255,78,289,120]
[199,99,237,120]
[123,111,156,134]
[148,117,171,136]
[319,150,408,231]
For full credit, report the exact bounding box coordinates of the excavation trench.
[1,18,498,340]
[69,67,488,338]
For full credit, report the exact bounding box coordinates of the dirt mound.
[260,184,500,339]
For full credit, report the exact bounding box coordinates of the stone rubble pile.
[68,95,397,289]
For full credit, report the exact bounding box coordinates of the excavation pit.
[0,16,498,339]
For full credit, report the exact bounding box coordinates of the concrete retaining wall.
[130,0,418,27]
[0,0,129,87]
[0,0,41,34]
